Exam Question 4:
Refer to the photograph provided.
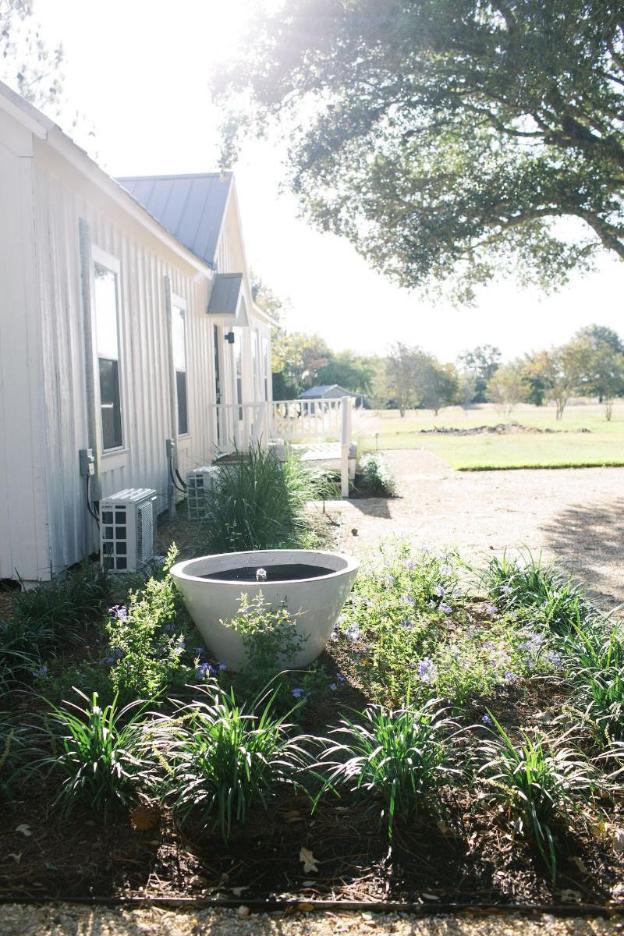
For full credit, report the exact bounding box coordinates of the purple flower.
[345,624,360,642]
[503,671,518,685]
[485,604,498,615]
[291,687,305,699]
[521,631,545,655]
[102,647,124,665]
[440,564,453,577]
[217,662,228,672]
[194,646,206,658]
[402,595,416,606]
[417,658,438,684]
[439,603,452,615]
[34,664,49,679]
[329,683,337,691]
[500,584,513,596]
[336,673,346,684]
[547,650,563,668]
[433,584,446,598]
[108,604,128,621]
[400,619,414,631]
[196,661,214,680]
[481,714,493,727]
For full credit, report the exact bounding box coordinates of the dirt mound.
[418,423,591,436]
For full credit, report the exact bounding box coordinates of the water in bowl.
[202,563,335,582]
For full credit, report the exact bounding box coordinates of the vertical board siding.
[0,135,50,580]
[30,148,215,576]
[0,127,270,581]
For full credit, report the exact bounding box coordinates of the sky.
[30,0,624,363]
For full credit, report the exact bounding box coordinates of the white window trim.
[90,244,128,459]
[170,291,190,439]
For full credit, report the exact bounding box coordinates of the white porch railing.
[210,398,354,496]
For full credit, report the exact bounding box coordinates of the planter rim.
[171,548,359,587]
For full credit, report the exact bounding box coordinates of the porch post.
[340,397,352,497]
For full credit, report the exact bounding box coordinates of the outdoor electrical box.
[78,448,95,477]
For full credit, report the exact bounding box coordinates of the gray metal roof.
[299,385,356,399]
[115,172,233,266]
[207,273,243,315]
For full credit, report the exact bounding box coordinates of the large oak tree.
[217,0,624,299]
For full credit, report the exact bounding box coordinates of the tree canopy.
[0,1,65,115]
[217,0,624,299]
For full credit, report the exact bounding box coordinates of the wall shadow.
[347,496,393,520]
[541,497,624,607]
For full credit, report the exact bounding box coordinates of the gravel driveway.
[333,450,624,607]
[1,905,623,936]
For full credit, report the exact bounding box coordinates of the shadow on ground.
[541,498,624,607]
[347,497,393,520]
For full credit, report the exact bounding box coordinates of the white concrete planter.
[170,549,359,670]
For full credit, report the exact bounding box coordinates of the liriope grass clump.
[315,700,457,841]
[477,717,596,882]
[481,552,590,634]
[143,683,311,840]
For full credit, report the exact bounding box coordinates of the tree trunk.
[605,399,614,421]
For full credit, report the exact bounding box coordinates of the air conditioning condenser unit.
[100,488,158,572]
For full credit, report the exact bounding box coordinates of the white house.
[0,81,273,583]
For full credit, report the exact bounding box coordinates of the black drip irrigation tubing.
[2,897,624,917]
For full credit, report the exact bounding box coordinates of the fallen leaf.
[130,803,160,832]
[15,824,31,837]
[297,902,315,912]
[299,846,319,873]
[231,886,248,896]
[613,828,624,853]
[422,893,440,901]
[237,905,251,917]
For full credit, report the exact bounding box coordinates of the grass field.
[355,401,624,470]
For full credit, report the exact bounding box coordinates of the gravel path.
[332,450,624,607]
[1,905,623,936]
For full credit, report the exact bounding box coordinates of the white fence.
[208,397,354,496]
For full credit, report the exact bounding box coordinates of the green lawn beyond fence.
[355,402,624,470]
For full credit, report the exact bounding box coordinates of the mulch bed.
[2,662,622,906]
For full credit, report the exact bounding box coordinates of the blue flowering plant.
[105,546,196,700]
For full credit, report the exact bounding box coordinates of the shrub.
[145,683,310,840]
[106,547,195,700]
[196,445,315,552]
[477,718,595,882]
[481,553,589,634]
[357,453,397,497]
[41,690,146,818]
[316,701,457,841]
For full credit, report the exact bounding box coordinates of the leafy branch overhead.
[216,0,624,299]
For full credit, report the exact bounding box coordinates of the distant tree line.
[255,285,624,421]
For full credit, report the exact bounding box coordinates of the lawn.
[355,401,624,469]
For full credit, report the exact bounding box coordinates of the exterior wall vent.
[186,466,220,520]
[100,488,157,572]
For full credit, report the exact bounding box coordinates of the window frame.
[91,245,126,455]
[170,292,190,438]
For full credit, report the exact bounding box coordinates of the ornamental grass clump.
[316,700,457,841]
[41,690,146,818]
[481,552,590,634]
[477,717,595,882]
[145,683,311,841]
[565,623,624,746]
[198,444,315,552]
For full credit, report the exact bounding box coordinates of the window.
[234,327,243,420]
[94,261,123,450]
[172,302,188,435]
